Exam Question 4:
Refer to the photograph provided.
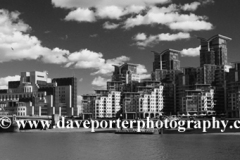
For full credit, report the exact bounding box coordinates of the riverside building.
[0,71,78,117]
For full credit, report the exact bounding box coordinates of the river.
[1,132,240,160]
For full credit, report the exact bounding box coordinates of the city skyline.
[0,0,240,98]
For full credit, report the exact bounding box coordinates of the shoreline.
[15,128,240,135]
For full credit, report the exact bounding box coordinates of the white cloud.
[169,21,213,31]
[97,6,124,19]
[133,33,147,41]
[180,46,200,57]
[181,2,201,11]
[0,75,20,89]
[133,32,190,47]
[0,9,130,76]
[52,0,213,32]
[136,64,147,74]
[92,76,110,88]
[67,49,130,75]
[65,8,96,22]
[103,21,119,29]
[136,64,151,80]
[124,8,208,29]
[51,0,170,8]
[91,56,130,75]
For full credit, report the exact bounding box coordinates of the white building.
[182,89,215,115]
[138,85,164,118]
[95,91,121,118]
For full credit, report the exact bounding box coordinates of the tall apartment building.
[52,77,77,113]
[112,63,140,84]
[82,94,97,119]
[152,49,180,71]
[122,85,164,119]
[95,91,121,118]
[82,91,121,119]
[196,64,217,85]
[152,49,181,115]
[226,62,240,118]
[182,88,215,115]
[199,34,231,67]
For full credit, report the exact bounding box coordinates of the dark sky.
[0,0,240,95]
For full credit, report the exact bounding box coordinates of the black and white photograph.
[0,0,240,160]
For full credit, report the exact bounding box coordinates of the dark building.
[198,34,231,67]
[52,77,77,109]
[152,49,180,71]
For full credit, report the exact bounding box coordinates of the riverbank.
[16,128,240,135]
[18,128,116,133]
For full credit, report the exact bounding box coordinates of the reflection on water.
[0,133,240,160]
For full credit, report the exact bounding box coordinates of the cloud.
[91,56,130,75]
[169,21,213,31]
[136,64,151,79]
[124,6,212,31]
[92,76,110,88]
[103,21,119,29]
[51,0,170,8]
[0,9,130,76]
[97,6,124,19]
[181,2,201,11]
[0,9,70,64]
[133,32,190,47]
[65,8,96,22]
[0,75,20,89]
[67,49,130,75]
[52,0,213,33]
[180,46,200,57]
[133,33,147,41]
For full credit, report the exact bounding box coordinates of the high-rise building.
[112,63,140,84]
[181,86,215,115]
[226,62,240,118]
[152,49,181,71]
[52,77,77,116]
[82,90,121,119]
[198,34,231,67]
[122,85,164,119]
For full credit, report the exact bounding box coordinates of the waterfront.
[1,132,240,160]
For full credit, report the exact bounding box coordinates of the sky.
[0,0,240,98]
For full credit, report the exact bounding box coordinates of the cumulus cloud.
[65,8,96,22]
[92,76,110,88]
[133,32,190,47]
[0,75,20,89]
[103,21,119,29]
[181,2,201,11]
[180,46,200,57]
[0,9,69,63]
[136,64,151,79]
[51,0,170,8]
[97,6,124,19]
[0,9,130,75]
[124,7,213,31]
[169,21,213,31]
[52,0,213,32]
[133,33,147,41]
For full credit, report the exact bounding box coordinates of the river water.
[1,132,240,160]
